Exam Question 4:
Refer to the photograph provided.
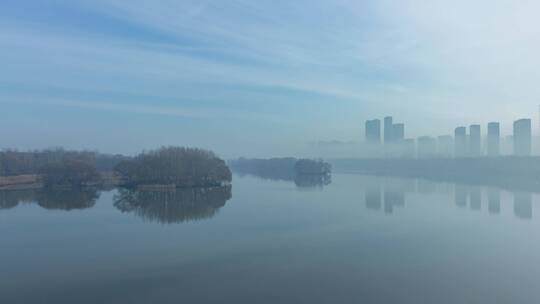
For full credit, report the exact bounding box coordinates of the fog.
[1,0,540,158]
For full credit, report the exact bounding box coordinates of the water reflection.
[514,192,532,220]
[113,185,232,224]
[36,189,99,210]
[0,189,36,210]
[362,176,536,221]
[488,188,501,214]
[294,174,331,188]
[455,184,468,208]
[470,187,481,211]
[384,190,404,214]
[365,186,382,210]
[232,167,332,188]
[0,188,99,211]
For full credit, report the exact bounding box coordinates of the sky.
[1,0,540,158]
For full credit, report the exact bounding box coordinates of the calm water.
[1,173,540,303]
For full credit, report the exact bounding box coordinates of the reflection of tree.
[294,174,332,188]
[36,189,99,210]
[113,185,232,224]
[0,188,99,211]
[0,189,37,209]
[230,158,332,188]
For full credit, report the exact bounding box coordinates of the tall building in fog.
[384,116,393,144]
[513,119,532,156]
[437,135,453,158]
[365,119,381,144]
[393,123,405,142]
[487,122,500,157]
[403,138,416,158]
[454,126,467,157]
[417,136,437,158]
[469,124,481,157]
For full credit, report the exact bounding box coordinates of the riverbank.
[0,175,42,190]
[0,172,123,190]
[330,157,540,192]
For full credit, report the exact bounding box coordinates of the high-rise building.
[417,136,437,158]
[501,135,513,155]
[469,124,481,157]
[437,135,453,158]
[393,123,405,141]
[454,126,467,157]
[513,119,532,156]
[384,116,393,144]
[365,119,381,144]
[487,122,500,157]
[403,138,416,158]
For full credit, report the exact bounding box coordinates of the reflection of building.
[365,187,382,210]
[514,192,532,220]
[487,188,500,214]
[470,187,481,210]
[417,179,437,194]
[365,119,381,144]
[513,119,532,156]
[384,190,405,214]
[361,175,537,222]
[455,184,468,207]
[454,127,467,157]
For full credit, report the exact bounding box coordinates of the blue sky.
[1,0,540,157]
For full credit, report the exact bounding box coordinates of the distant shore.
[0,146,232,190]
[330,157,540,192]
[0,172,123,190]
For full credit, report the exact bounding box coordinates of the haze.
[1,0,539,157]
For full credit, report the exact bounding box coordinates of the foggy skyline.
[2,0,540,157]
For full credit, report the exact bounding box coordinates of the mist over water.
[3,1,540,303]
[1,173,540,303]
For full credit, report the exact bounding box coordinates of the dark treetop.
[114,147,232,188]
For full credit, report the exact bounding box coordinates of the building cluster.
[364,114,535,158]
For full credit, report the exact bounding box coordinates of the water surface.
[1,174,539,303]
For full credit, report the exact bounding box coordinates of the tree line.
[0,148,128,176]
[229,157,332,184]
[114,147,232,187]
[0,147,231,188]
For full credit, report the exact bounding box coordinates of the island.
[114,147,231,188]
[0,147,231,190]
[229,157,332,187]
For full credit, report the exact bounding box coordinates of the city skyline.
[2,0,540,158]
[364,106,538,158]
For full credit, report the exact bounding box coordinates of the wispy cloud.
[1,0,540,154]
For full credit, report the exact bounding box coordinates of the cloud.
[1,0,540,155]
